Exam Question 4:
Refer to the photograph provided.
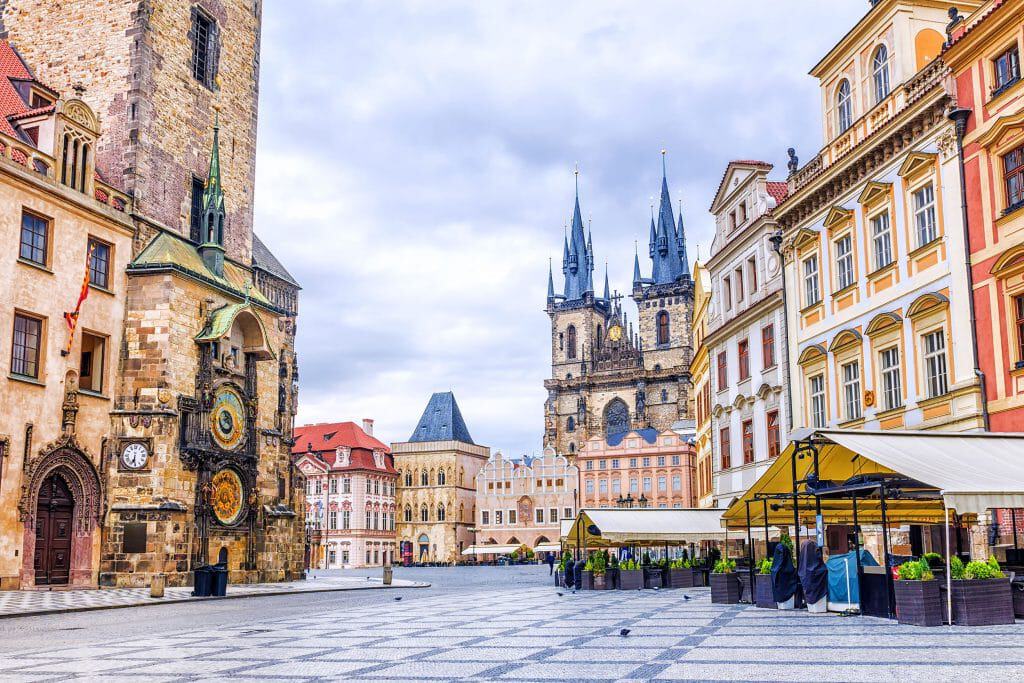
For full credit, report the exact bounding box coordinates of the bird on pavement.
[619,628,631,637]
[557,592,564,597]
[683,595,691,601]
[394,597,402,601]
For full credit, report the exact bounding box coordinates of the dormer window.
[56,101,99,195]
[994,45,1021,96]
[29,92,51,108]
[837,80,853,132]
[872,45,890,103]
[60,130,91,192]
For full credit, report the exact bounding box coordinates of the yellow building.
[690,260,715,508]
[0,53,133,588]
[779,0,986,435]
[393,392,490,564]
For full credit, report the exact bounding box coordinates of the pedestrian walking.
[546,552,555,576]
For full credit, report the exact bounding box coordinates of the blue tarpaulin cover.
[826,549,878,604]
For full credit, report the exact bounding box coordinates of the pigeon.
[683,595,691,601]
[394,597,402,601]
[556,592,564,597]
[619,628,631,637]
[653,586,660,591]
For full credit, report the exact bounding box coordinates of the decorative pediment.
[790,227,820,252]
[828,328,863,352]
[897,152,937,179]
[977,110,1024,151]
[906,292,950,319]
[992,245,1024,277]
[797,344,827,365]
[59,99,100,135]
[865,311,902,336]
[823,206,854,232]
[858,181,892,207]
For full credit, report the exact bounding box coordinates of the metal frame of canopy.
[565,509,728,568]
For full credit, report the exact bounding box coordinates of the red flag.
[64,242,96,353]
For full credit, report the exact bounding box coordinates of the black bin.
[193,565,212,597]
[211,565,228,597]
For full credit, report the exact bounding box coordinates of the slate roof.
[606,428,660,447]
[253,234,300,287]
[292,421,396,474]
[408,392,475,444]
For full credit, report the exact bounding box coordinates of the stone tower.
[544,159,694,459]
[1,0,261,262]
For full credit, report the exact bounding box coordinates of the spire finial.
[574,162,579,197]
[661,149,667,178]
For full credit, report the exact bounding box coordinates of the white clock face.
[121,442,148,469]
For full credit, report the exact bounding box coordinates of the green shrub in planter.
[712,558,736,574]
[948,556,1014,626]
[710,560,741,604]
[895,559,934,581]
[964,557,1004,580]
[922,552,944,569]
[758,558,772,575]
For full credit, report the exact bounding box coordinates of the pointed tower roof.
[408,391,475,444]
[602,263,610,301]
[563,167,591,301]
[547,259,556,301]
[649,151,687,285]
[202,112,225,231]
[677,199,691,280]
[633,243,642,286]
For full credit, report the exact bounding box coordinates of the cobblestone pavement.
[0,575,426,618]
[1,566,1024,681]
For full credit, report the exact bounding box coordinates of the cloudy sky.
[253,1,866,456]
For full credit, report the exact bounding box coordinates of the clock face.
[210,387,247,451]
[121,442,148,469]
[211,468,245,526]
[608,325,623,342]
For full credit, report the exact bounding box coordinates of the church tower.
[632,153,695,428]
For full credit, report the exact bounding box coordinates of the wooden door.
[34,473,74,586]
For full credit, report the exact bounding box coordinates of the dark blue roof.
[606,428,659,447]
[409,392,475,444]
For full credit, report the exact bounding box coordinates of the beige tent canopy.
[723,429,1024,529]
[533,543,561,553]
[565,508,729,546]
[461,544,525,556]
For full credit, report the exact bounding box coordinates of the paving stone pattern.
[3,586,1024,681]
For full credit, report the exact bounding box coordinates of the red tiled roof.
[292,421,396,474]
[946,0,1008,50]
[0,42,33,137]
[9,104,54,121]
[766,181,789,206]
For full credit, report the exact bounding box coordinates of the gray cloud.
[253,1,865,454]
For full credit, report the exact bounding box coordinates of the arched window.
[604,399,630,437]
[420,470,428,486]
[437,505,446,521]
[567,416,575,432]
[596,324,603,350]
[566,325,577,359]
[872,45,890,103]
[657,311,670,346]
[836,80,853,133]
[404,505,412,522]
[404,470,412,487]
[420,504,429,522]
[569,442,576,453]
[437,469,446,485]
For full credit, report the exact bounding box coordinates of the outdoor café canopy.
[533,543,561,553]
[722,429,1024,530]
[565,508,729,546]
[461,544,524,556]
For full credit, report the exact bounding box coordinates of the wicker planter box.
[710,573,741,604]
[606,568,619,589]
[579,570,594,591]
[618,569,643,590]
[644,567,664,589]
[949,579,1015,626]
[754,574,776,608]
[593,573,611,590]
[894,580,943,627]
[665,568,695,588]
[1012,582,1024,618]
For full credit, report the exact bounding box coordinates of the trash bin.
[193,565,212,597]
[211,564,228,597]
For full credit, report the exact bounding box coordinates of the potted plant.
[665,557,695,588]
[710,558,741,604]
[644,557,665,589]
[947,556,1014,626]
[592,551,608,590]
[893,559,941,626]
[618,558,643,590]
[754,558,776,609]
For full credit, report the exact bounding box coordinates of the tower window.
[190,8,220,89]
[190,176,205,242]
[872,45,890,104]
[566,325,577,360]
[657,311,670,346]
[836,80,853,133]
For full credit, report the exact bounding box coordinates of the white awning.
[461,544,524,556]
[823,430,1024,515]
[559,519,574,540]
[566,508,729,545]
[533,543,561,553]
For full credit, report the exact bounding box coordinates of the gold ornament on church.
[210,386,246,451]
[211,468,245,526]
[608,324,623,342]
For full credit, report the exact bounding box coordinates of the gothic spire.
[547,259,555,302]
[602,263,610,302]
[199,110,226,276]
[563,166,591,301]
[633,242,642,287]
[649,151,686,285]
[677,198,691,280]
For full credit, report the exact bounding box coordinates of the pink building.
[293,420,398,568]
[579,428,697,509]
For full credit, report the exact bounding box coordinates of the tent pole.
[763,499,770,560]
[791,453,800,552]
[852,493,862,608]
[880,485,894,620]
[945,504,953,626]
[746,501,754,604]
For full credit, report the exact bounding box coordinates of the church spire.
[633,242,642,287]
[563,165,591,301]
[199,110,226,276]
[649,151,686,285]
[602,262,610,302]
[547,259,555,302]
[678,198,691,280]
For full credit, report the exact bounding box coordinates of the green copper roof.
[194,301,275,359]
[129,230,274,308]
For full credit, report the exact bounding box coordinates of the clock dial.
[608,325,623,342]
[210,387,247,451]
[121,442,148,469]
[211,468,245,526]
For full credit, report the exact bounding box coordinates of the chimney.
[362,418,374,436]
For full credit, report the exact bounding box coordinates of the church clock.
[607,323,623,342]
[210,386,247,451]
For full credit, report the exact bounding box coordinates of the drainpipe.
[948,107,990,430]
[769,230,795,432]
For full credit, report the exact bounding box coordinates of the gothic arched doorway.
[34,473,74,586]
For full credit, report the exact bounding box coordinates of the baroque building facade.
[544,161,695,459]
[393,392,489,564]
[0,0,305,588]
[779,0,985,438]
[705,161,790,508]
[473,450,577,552]
[690,260,715,509]
[293,420,397,569]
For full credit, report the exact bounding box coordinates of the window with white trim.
[880,346,902,411]
[871,212,893,270]
[835,235,854,290]
[913,184,937,247]
[837,80,853,133]
[922,330,949,398]
[841,361,862,421]
[803,254,820,307]
[810,374,826,428]
[872,45,890,103]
